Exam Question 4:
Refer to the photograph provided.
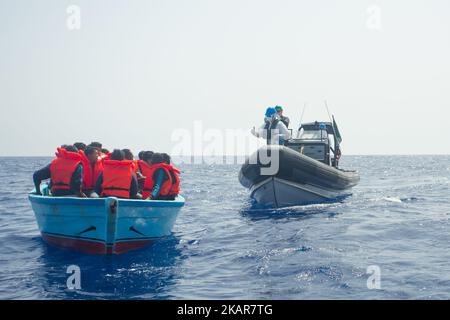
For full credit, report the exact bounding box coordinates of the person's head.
[100,148,109,154]
[138,151,145,160]
[161,153,171,164]
[122,149,134,160]
[275,105,283,116]
[88,142,102,149]
[73,142,86,151]
[64,145,78,153]
[142,151,154,164]
[84,146,99,164]
[110,149,125,161]
[150,153,164,165]
[264,107,277,122]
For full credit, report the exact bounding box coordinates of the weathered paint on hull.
[29,192,184,255]
[42,233,154,254]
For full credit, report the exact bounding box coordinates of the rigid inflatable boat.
[239,120,359,207]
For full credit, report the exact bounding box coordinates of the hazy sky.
[1,0,450,156]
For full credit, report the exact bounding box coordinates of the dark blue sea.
[1,156,450,299]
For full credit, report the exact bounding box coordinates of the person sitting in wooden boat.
[100,148,110,157]
[93,149,140,199]
[73,142,86,151]
[251,107,291,145]
[162,153,181,200]
[275,105,290,128]
[87,142,110,160]
[79,146,103,197]
[136,151,154,193]
[140,153,180,200]
[122,148,141,176]
[33,145,85,197]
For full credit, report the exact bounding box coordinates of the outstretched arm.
[33,164,51,195]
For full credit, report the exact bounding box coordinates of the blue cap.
[319,123,326,130]
[265,107,277,117]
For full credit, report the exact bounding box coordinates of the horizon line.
[1,153,450,157]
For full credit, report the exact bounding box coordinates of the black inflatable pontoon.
[239,120,360,207]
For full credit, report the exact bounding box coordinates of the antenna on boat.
[299,102,306,125]
[324,100,333,123]
[297,103,307,138]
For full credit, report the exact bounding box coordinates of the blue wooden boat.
[28,184,185,254]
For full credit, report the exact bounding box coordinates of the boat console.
[284,121,340,167]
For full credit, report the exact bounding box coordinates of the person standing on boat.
[94,149,140,199]
[79,146,103,197]
[251,107,291,145]
[33,145,85,197]
[275,105,290,128]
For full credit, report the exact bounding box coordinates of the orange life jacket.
[101,160,133,198]
[79,150,104,191]
[132,160,140,173]
[136,160,144,173]
[141,163,180,199]
[167,165,181,196]
[50,148,82,193]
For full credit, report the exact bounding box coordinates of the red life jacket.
[50,148,82,193]
[101,160,133,198]
[141,163,180,199]
[136,160,144,173]
[132,160,140,173]
[79,150,104,191]
[167,165,181,196]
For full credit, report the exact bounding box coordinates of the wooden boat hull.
[29,193,185,254]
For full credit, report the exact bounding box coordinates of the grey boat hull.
[239,146,359,207]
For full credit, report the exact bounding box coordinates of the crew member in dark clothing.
[275,105,290,128]
[33,145,84,197]
[94,149,140,199]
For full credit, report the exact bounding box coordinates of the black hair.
[64,145,79,153]
[143,151,154,162]
[110,149,125,161]
[84,146,98,157]
[100,148,109,154]
[73,142,86,151]
[122,148,134,160]
[138,151,145,160]
[161,153,171,164]
[88,142,103,149]
[150,153,164,165]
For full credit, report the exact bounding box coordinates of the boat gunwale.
[28,193,185,208]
